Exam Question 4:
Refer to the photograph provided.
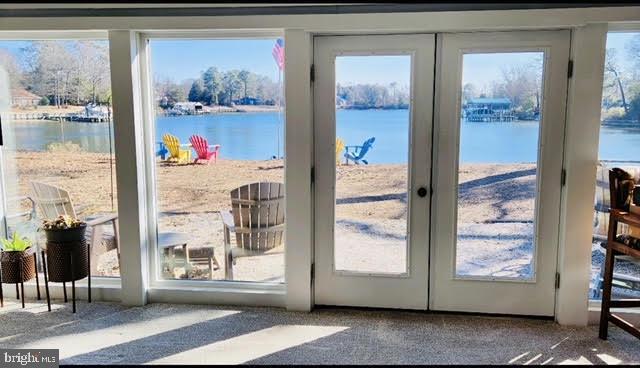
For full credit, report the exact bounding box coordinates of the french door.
[430,31,570,316]
[313,34,435,309]
[313,30,570,316]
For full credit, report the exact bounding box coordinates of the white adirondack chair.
[30,181,119,274]
[221,182,285,280]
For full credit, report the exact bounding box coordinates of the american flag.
[272,38,284,71]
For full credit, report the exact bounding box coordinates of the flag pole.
[277,68,281,159]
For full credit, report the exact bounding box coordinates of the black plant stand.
[0,250,41,309]
[42,241,91,314]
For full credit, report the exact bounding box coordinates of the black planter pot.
[0,247,36,284]
[44,224,87,243]
[44,225,89,283]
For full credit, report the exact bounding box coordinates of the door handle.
[417,187,428,198]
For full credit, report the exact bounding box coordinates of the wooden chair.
[344,137,375,165]
[598,168,640,340]
[336,137,345,166]
[220,182,285,280]
[592,164,640,298]
[30,181,119,275]
[162,133,191,164]
[189,134,220,164]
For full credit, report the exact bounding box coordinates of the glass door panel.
[431,31,570,316]
[314,34,434,309]
[456,52,544,280]
[334,55,411,275]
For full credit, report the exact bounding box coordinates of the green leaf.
[0,230,31,252]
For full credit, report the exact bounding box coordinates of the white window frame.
[136,30,288,302]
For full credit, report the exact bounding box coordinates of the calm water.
[4,110,640,163]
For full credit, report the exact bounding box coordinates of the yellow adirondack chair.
[336,137,345,166]
[162,133,192,164]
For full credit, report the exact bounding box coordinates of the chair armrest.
[5,196,36,221]
[74,204,90,215]
[209,144,221,149]
[220,210,235,231]
[86,213,118,227]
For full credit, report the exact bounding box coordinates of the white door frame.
[430,30,571,316]
[313,34,435,309]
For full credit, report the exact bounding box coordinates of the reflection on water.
[3,120,115,153]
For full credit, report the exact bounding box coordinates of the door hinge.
[561,168,567,187]
[310,262,315,285]
[555,272,561,289]
[311,166,315,184]
[310,64,315,83]
[567,59,574,79]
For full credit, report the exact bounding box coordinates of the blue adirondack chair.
[156,141,169,160]
[344,137,375,165]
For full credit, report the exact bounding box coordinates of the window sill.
[1,275,122,303]
[147,281,286,308]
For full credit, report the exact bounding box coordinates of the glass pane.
[0,40,119,277]
[590,32,640,300]
[149,38,285,283]
[334,55,411,274]
[456,52,544,280]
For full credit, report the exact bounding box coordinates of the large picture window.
[146,37,286,283]
[0,39,119,278]
[591,32,640,300]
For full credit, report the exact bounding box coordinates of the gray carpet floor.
[0,300,638,365]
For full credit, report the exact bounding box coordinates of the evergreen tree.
[188,79,204,102]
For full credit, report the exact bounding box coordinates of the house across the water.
[463,97,515,122]
[11,88,41,107]
[168,102,204,115]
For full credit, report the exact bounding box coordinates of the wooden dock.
[0,112,111,122]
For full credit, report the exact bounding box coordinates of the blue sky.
[1,32,638,88]
[462,52,543,91]
[149,39,281,82]
[336,55,411,87]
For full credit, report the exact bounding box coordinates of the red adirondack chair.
[189,135,221,164]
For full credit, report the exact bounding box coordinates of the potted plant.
[0,230,37,285]
[41,215,89,283]
[42,215,87,243]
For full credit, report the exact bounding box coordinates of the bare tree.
[0,48,23,88]
[604,48,629,114]
[494,63,538,113]
[238,70,250,99]
[23,41,75,108]
[78,41,110,104]
[462,83,479,105]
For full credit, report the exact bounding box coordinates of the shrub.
[601,107,626,121]
[46,141,84,153]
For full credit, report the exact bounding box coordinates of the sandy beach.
[6,150,543,283]
[12,150,639,298]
